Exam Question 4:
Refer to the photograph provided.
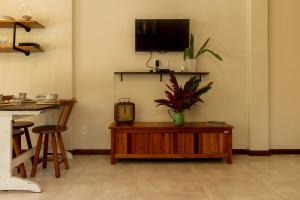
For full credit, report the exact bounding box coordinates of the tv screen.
[135,19,189,52]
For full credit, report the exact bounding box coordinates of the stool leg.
[42,134,49,168]
[57,133,69,169]
[12,146,20,174]
[30,134,43,177]
[52,134,60,178]
[12,137,27,178]
[24,127,34,163]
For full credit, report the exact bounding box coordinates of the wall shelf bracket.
[13,22,30,56]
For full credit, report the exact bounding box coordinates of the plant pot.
[184,58,197,72]
[168,111,184,126]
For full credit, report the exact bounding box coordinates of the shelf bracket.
[160,73,163,82]
[15,22,31,32]
[13,23,30,56]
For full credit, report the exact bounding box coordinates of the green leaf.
[205,49,223,61]
[184,48,189,60]
[190,34,194,58]
[195,37,211,59]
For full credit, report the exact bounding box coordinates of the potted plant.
[154,72,213,126]
[184,34,223,72]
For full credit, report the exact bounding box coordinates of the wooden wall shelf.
[0,46,43,53]
[114,71,210,82]
[0,20,45,29]
[0,20,45,56]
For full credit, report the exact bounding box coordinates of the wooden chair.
[12,129,27,178]
[30,98,76,178]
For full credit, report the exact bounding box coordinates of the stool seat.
[32,125,67,134]
[13,121,34,129]
[13,129,25,136]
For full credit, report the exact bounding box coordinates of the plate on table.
[36,100,60,105]
[23,99,35,103]
[0,102,12,107]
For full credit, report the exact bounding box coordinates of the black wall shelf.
[114,71,209,82]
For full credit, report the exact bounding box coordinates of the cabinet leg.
[111,156,117,165]
[227,154,232,164]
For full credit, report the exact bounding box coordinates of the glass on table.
[36,94,46,103]
[12,97,23,105]
[19,93,27,100]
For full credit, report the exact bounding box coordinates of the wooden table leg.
[0,115,41,192]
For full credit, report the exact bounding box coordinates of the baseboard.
[249,150,271,156]
[71,149,110,155]
[233,149,300,155]
[232,149,271,156]
[232,149,249,154]
[68,149,300,156]
[270,149,300,154]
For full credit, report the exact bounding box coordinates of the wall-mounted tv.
[135,19,189,52]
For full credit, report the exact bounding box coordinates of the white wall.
[269,0,300,149]
[73,0,249,149]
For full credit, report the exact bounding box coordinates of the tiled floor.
[1,155,300,200]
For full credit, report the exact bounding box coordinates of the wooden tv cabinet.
[109,122,233,164]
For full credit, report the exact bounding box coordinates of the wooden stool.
[13,121,34,163]
[12,129,27,178]
[30,99,76,178]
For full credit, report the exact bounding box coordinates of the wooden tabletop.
[109,122,233,129]
[0,103,59,111]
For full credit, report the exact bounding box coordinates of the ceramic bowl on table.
[45,94,58,101]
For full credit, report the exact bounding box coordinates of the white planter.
[184,58,197,72]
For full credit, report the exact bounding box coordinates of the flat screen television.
[135,19,189,52]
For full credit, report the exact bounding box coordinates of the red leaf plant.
[154,72,213,112]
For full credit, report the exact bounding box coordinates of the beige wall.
[269,0,300,149]
[0,0,73,148]
[1,0,299,151]
[73,0,250,149]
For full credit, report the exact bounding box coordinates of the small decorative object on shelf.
[154,72,213,126]
[0,36,10,47]
[184,34,223,72]
[21,3,32,20]
[114,98,135,124]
